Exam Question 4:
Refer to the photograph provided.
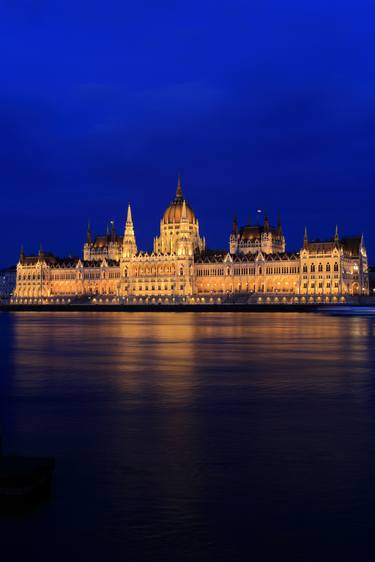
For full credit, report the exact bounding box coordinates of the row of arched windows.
[303,262,339,273]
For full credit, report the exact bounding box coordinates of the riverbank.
[0,302,374,313]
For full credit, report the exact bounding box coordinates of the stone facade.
[12,179,369,304]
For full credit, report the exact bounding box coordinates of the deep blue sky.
[1,0,375,266]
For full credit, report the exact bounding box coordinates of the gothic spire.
[20,244,25,264]
[304,226,309,248]
[86,222,92,244]
[232,210,238,235]
[181,199,188,222]
[126,203,133,225]
[334,225,339,244]
[264,210,270,232]
[277,211,283,237]
[176,175,183,200]
[123,203,137,257]
[111,220,116,242]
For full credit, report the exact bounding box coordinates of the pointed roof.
[275,211,283,238]
[176,175,183,200]
[86,222,92,244]
[264,211,270,232]
[163,179,197,224]
[126,203,133,224]
[110,220,116,242]
[334,225,339,244]
[181,199,187,222]
[232,210,238,235]
[304,226,309,248]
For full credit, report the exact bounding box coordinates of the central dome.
[162,177,197,225]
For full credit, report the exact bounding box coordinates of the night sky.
[1,0,375,267]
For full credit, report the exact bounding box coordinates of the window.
[334,263,339,272]
[326,263,331,272]
[311,264,315,273]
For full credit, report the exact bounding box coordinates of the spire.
[181,199,188,222]
[277,211,283,237]
[126,203,133,225]
[86,222,92,244]
[176,175,183,200]
[111,220,116,242]
[106,223,110,237]
[123,203,137,258]
[20,244,25,264]
[232,210,238,235]
[38,243,44,259]
[334,225,339,244]
[304,226,309,249]
[264,210,270,232]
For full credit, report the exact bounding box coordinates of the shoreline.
[0,302,374,313]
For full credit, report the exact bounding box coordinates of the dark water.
[1,311,375,562]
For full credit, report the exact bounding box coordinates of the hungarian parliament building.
[13,178,369,304]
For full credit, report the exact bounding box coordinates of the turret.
[86,222,92,245]
[334,225,340,245]
[111,220,116,243]
[176,199,193,256]
[232,210,238,236]
[176,175,183,201]
[181,199,188,224]
[264,211,270,233]
[122,204,137,258]
[38,243,44,260]
[19,244,25,265]
[304,227,309,249]
[277,212,283,238]
[230,211,239,254]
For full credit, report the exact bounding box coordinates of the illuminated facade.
[13,178,369,303]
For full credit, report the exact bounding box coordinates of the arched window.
[310,264,315,273]
[326,263,331,272]
[334,262,339,272]
[318,263,323,272]
[303,264,308,273]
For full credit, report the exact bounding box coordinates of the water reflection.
[1,311,375,561]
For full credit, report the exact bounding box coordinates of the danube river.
[1,311,375,561]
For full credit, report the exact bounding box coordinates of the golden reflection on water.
[9,311,374,401]
[3,311,375,562]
